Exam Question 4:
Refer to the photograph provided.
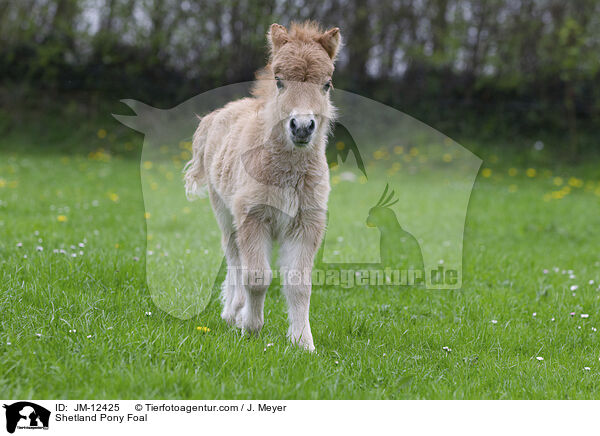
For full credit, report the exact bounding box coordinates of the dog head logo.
[115,82,481,319]
[3,402,50,434]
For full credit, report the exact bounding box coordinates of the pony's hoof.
[288,332,315,351]
[221,310,237,326]
[303,342,316,352]
[241,314,264,336]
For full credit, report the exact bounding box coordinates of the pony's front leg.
[279,218,324,351]
[236,214,272,335]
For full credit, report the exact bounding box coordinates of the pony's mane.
[287,21,326,44]
[251,68,273,100]
[251,21,328,100]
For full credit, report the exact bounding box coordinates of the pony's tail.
[184,118,208,200]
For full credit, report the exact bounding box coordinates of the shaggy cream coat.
[185,22,341,351]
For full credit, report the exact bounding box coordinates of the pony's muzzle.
[289,115,316,146]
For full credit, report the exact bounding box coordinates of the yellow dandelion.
[144,212,151,219]
[394,146,404,155]
[151,182,158,191]
[568,177,583,188]
[330,161,339,170]
[0,179,6,188]
[115,243,120,248]
[526,168,537,178]
[88,148,111,162]
[595,187,600,197]
[508,168,517,177]
[409,147,419,157]
[143,161,153,170]
[196,326,211,333]
[331,175,340,185]
[57,215,68,222]
[179,141,192,151]
[147,234,154,241]
[97,129,107,139]
[108,192,119,202]
[481,168,492,178]
[335,141,345,150]
[373,150,385,160]
[553,177,563,186]
[442,153,452,163]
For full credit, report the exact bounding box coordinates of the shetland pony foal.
[184,22,341,351]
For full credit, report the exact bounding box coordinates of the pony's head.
[254,22,342,149]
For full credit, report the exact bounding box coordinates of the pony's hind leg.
[209,187,244,325]
[220,232,244,325]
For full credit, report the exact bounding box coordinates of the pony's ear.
[317,27,342,60]
[268,23,289,54]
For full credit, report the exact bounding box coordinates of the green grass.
[2,131,600,399]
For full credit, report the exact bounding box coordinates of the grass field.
[2,125,600,399]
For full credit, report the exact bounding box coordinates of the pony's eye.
[275,77,284,90]
[323,80,332,92]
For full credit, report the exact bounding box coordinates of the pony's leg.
[209,187,244,325]
[278,213,325,351]
[236,213,272,334]
[220,232,245,325]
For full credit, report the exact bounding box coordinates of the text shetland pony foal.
[184,22,341,351]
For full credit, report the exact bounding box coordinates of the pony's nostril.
[289,116,315,142]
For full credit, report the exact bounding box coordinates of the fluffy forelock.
[288,21,326,44]
[252,21,337,98]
